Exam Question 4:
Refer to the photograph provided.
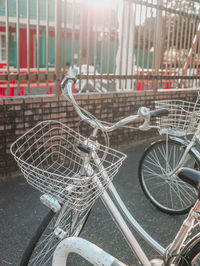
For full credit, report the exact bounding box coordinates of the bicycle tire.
[179,234,200,265]
[20,206,91,266]
[138,139,200,215]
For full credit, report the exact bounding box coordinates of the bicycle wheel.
[139,139,200,215]
[179,235,200,265]
[21,206,91,266]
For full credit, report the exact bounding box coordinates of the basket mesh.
[10,120,126,211]
[155,100,200,136]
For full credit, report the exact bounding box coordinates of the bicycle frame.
[74,126,200,265]
[165,124,200,176]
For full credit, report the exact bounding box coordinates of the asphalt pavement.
[0,139,186,266]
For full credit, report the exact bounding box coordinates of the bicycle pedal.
[150,259,164,266]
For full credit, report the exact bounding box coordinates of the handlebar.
[61,71,169,132]
[150,108,169,117]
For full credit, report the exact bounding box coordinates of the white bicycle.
[10,70,200,265]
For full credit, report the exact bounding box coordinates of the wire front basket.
[10,120,126,211]
[155,100,200,136]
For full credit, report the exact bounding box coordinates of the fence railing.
[0,0,199,96]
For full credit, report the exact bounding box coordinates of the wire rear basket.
[10,120,126,211]
[155,100,200,136]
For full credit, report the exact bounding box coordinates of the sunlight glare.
[82,0,118,9]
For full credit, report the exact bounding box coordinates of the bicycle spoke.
[145,180,168,191]
[143,165,167,179]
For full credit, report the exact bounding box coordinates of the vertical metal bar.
[182,16,189,85]
[190,18,196,88]
[113,0,119,89]
[187,17,193,87]
[71,0,75,67]
[27,0,30,92]
[151,1,155,90]
[151,4,155,74]
[160,5,167,87]
[46,0,49,93]
[152,3,157,89]
[130,2,136,90]
[187,17,193,88]
[146,5,151,91]
[177,5,184,79]
[174,15,179,75]
[78,1,84,91]
[86,3,90,90]
[146,6,151,72]
[185,16,192,87]
[147,0,154,74]
[37,0,40,91]
[197,22,200,89]
[193,19,198,89]
[93,8,98,90]
[195,20,199,89]
[141,4,147,90]
[119,2,126,90]
[136,4,142,89]
[187,17,193,56]
[165,11,171,74]
[63,0,67,74]
[16,0,20,92]
[183,16,189,59]
[153,0,162,91]
[106,8,112,90]
[100,11,105,90]
[141,4,147,73]
[119,2,126,89]
[174,2,181,68]
[80,2,88,64]
[5,0,10,93]
[125,0,131,90]
[169,7,175,80]
[55,0,62,95]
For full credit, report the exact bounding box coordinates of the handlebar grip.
[61,68,78,89]
[150,108,169,117]
[61,76,76,89]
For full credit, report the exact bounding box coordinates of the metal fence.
[0,0,200,96]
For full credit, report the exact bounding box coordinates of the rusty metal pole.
[55,0,62,95]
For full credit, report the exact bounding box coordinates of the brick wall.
[0,89,198,179]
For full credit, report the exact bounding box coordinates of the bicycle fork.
[168,125,200,176]
[165,199,200,265]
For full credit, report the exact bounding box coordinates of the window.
[0,34,6,63]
